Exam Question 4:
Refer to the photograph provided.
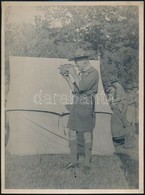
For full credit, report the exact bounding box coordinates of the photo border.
[1,1,144,194]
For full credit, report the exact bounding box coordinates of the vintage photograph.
[1,1,144,193]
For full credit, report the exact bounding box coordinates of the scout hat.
[110,76,118,84]
[68,48,90,61]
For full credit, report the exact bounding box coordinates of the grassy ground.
[117,153,138,189]
[115,134,139,189]
[5,123,139,189]
[5,152,130,189]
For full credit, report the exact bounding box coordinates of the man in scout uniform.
[110,77,133,148]
[126,83,139,137]
[111,77,128,114]
[59,48,99,173]
[106,83,115,109]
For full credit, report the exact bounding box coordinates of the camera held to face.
[59,64,74,76]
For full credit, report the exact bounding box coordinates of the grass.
[4,123,139,190]
[117,153,139,189]
[5,152,130,189]
[115,134,139,189]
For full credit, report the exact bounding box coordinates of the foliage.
[5,6,139,88]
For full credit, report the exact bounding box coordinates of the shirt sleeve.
[78,69,99,92]
[73,82,79,94]
[115,85,126,101]
[69,74,75,84]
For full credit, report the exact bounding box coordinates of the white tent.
[6,56,115,155]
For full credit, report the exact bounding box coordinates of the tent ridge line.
[5,109,69,116]
[94,112,112,115]
[6,109,112,115]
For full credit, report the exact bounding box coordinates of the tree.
[5,5,139,90]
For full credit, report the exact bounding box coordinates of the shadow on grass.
[117,153,139,189]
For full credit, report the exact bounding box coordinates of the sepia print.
[1,1,144,194]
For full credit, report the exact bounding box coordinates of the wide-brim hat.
[106,82,112,88]
[68,48,90,61]
[110,77,118,84]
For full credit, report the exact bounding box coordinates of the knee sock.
[69,140,78,164]
[84,142,92,167]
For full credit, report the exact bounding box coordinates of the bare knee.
[84,132,92,143]
[69,129,77,141]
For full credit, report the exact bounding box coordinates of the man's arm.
[78,70,99,92]
[113,85,124,103]
[68,67,80,88]
[69,67,99,93]
[128,96,136,105]
[63,75,74,91]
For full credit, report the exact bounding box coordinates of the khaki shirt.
[114,83,126,101]
[113,83,127,113]
[127,91,138,107]
[67,66,99,131]
[73,66,99,97]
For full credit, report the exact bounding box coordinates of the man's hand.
[62,73,69,80]
[62,74,74,91]
[69,66,77,77]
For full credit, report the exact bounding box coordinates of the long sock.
[69,140,78,164]
[84,142,92,167]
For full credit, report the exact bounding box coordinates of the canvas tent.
[6,56,115,155]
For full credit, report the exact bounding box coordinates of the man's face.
[133,88,138,93]
[127,89,132,94]
[109,86,113,91]
[75,59,86,71]
[111,82,117,88]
